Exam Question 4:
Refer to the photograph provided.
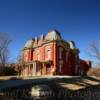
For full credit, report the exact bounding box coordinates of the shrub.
[0,66,17,76]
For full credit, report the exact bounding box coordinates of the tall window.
[37,54,40,60]
[24,51,28,62]
[59,47,63,59]
[37,50,41,61]
[75,55,78,74]
[66,52,69,62]
[59,63,62,72]
[59,61,63,73]
[46,48,51,60]
[47,49,51,60]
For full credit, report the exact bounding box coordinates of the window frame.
[59,47,63,59]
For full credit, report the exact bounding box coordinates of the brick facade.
[21,30,91,77]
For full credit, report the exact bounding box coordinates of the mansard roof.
[23,30,79,51]
[45,30,62,41]
[24,39,33,48]
[67,41,77,49]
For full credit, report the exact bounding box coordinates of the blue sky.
[0,0,100,64]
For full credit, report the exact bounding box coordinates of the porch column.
[42,63,46,75]
[28,64,30,76]
[34,62,37,76]
[21,64,24,78]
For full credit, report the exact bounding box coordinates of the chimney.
[35,37,38,43]
[40,34,44,41]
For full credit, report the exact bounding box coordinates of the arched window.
[47,49,51,60]
[59,61,63,73]
[46,47,51,60]
[66,52,69,62]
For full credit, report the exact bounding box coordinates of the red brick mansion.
[21,30,91,77]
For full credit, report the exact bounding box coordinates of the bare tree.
[0,33,11,67]
[15,52,22,75]
[87,41,100,65]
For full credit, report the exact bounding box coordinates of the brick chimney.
[34,37,38,47]
[38,34,44,45]
[40,34,44,41]
[34,36,38,43]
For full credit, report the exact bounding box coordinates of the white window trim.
[46,48,51,60]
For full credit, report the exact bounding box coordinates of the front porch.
[21,60,54,77]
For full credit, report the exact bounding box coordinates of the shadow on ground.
[0,76,100,100]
